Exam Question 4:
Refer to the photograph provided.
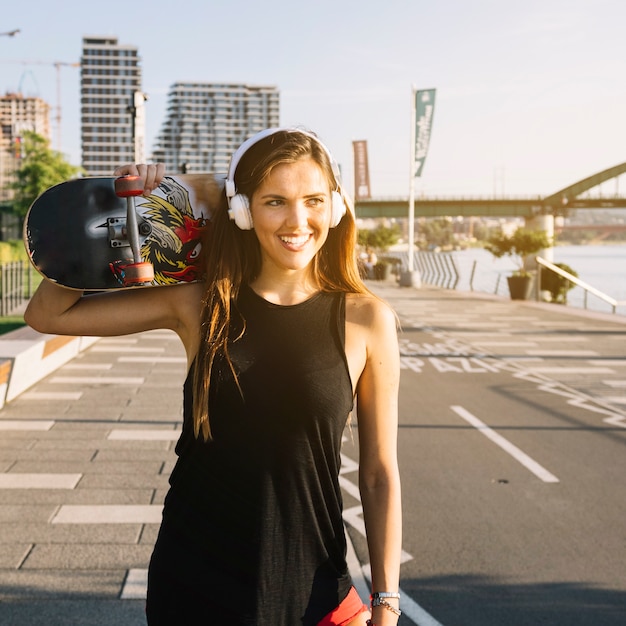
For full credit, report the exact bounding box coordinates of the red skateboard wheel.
[110,260,154,286]
[121,261,154,286]
[114,175,144,198]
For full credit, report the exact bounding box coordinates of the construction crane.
[2,59,79,151]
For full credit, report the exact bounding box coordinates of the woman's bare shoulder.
[345,292,397,329]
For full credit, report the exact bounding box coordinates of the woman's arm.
[24,280,203,362]
[351,296,402,626]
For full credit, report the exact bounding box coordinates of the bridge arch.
[543,162,626,206]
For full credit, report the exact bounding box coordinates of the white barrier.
[0,326,99,407]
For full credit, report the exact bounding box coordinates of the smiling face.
[249,157,333,276]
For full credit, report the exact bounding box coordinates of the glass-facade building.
[152,83,279,174]
[80,36,143,175]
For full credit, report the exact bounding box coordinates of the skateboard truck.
[111,176,155,286]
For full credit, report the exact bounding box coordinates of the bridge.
[354,162,626,219]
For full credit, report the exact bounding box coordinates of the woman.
[25,128,402,626]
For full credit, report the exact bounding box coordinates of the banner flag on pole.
[352,140,371,200]
[414,88,436,178]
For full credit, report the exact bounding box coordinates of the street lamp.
[0,30,20,37]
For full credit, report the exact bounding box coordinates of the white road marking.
[451,405,559,483]
[589,359,626,366]
[108,429,181,441]
[20,392,83,400]
[398,590,446,626]
[471,341,538,347]
[339,452,359,475]
[90,346,164,353]
[345,527,371,604]
[0,420,55,430]
[527,336,589,342]
[52,504,163,524]
[602,396,626,404]
[524,349,598,357]
[50,376,145,385]
[523,367,615,374]
[120,568,148,600]
[63,363,113,370]
[0,473,81,489]
[118,356,187,363]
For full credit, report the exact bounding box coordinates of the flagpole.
[407,85,417,273]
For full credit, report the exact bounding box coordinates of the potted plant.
[484,227,552,300]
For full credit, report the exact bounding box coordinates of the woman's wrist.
[366,591,401,625]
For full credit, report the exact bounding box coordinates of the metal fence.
[0,261,34,317]
[383,250,626,315]
[389,250,461,290]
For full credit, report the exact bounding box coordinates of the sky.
[2,0,626,201]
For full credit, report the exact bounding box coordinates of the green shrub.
[541,262,578,304]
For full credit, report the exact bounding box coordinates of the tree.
[10,131,83,217]
[358,223,401,252]
[484,227,552,276]
[418,218,454,248]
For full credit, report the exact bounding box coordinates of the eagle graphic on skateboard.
[24,174,222,290]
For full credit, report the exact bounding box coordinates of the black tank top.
[160,285,354,625]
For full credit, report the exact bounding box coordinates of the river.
[449,244,626,316]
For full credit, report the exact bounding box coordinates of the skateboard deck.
[24,174,222,290]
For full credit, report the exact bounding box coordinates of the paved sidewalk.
[0,329,186,625]
[0,284,625,625]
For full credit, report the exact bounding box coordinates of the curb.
[0,325,99,408]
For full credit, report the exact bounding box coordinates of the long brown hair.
[192,129,369,441]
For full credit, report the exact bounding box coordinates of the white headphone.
[224,127,346,231]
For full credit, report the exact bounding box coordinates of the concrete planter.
[506,275,533,300]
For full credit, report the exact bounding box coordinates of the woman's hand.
[113,163,166,196]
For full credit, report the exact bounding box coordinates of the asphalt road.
[343,285,626,626]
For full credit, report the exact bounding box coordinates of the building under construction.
[0,92,51,203]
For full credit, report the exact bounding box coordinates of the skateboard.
[24,174,222,290]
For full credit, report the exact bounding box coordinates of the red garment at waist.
[317,586,369,626]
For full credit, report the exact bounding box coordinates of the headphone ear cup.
[330,191,346,228]
[228,194,254,230]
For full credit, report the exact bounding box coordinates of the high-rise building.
[152,83,279,174]
[0,93,51,203]
[80,36,144,175]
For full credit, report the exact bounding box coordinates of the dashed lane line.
[451,405,559,483]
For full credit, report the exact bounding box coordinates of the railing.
[390,250,460,289]
[0,261,34,317]
[535,256,626,314]
[384,250,625,315]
